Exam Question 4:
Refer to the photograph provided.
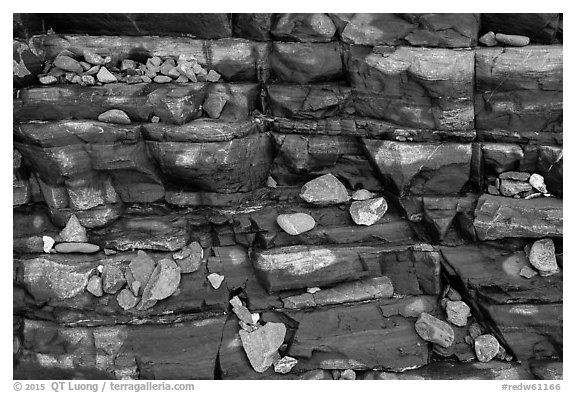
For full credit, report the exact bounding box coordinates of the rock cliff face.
[13,13,562,380]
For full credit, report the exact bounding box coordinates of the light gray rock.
[153,75,172,83]
[273,356,298,374]
[86,275,103,297]
[282,293,316,309]
[479,31,498,46]
[349,197,388,226]
[128,250,156,295]
[42,236,55,253]
[474,334,500,362]
[54,242,100,253]
[138,258,181,310]
[351,189,375,201]
[80,75,96,86]
[529,173,548,194]
[207,273,225,289]
[102,264,126,295]
[340,369,356,380]
[468,323,483,339]
[495,33,530,47]
[528,238,558,274]
[500,171,531,182]
[276,213,316,235]
[239,322,286,373]
[267,176,277,188]
[59,214,88,243]
[98,109,131,125]
[96,67,117,83]
[499,179,533,197]
[173,242,203,273]
[82,49,106,66]
[117,288,139,310]
[207,69,221,82]
[299,173,349,205]
[229,296,254,325]
[446,300,471,327]
[53,55,83,73]
[520,265,538,279]
[415,312,455,348]
[39,75,58,85]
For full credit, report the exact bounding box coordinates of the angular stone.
[415,312,455,348]
[349,197,388,226]
[141,259,181,302]
[154,75,172,83]
[499,179,533,197]
[54,242,100,253]
[128,250,156,295]
[97,109,131,125]
[273,356,298,374]
[96,67,117,83]
[475,334,500,362]
[313,276,394,306]
[239,322,286,373]
[173,242,203,274]
[276,213,316,235]
[82,49,106,66]
[529,173,548,194]
[520,265,538,279]
[229,296,253,325]
[479,31,498,46]
[495,33,530,46]
[86,275,103,297]
[59,214,88,243]
[474,194,562,240]
[207,273,225,289]
[102,264,126,295]
[117,288,139,310]
[42,235,55,253]
[53,55,83,73]
[299,173,349,205]
[351,189,374,201]
[206,70,221,82]
[363,140,472,196]
[446,300,471,327]
[528,238,558,274]
[282,293,316,309]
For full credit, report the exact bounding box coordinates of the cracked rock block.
[330,13,479,47]
[270,42,343,83]
[42,14,232,38]
[473,194,562,240]
[440,245,562,304]
[147,133,273,193]
[480,303,562,361]
[233,13,274,41]
[480,14,561,44]
[363,140,472,196]
[271,14,336,42]
[14,39,44,88]
[537,146,563,197]
[202,83,260,121]
[267,84,354,119]
[35,34,270,82]
[287,297,435,371]
[18,316,226,379]
[146,83,208,124]
[475,46,562,136]
[346,46,474,130]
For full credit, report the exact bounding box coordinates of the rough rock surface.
[415,312,455,348]
[446,301,471,327]
[475,335,500,362]
[349,197,388,226]
[299,174,350,205]
[139,259,181,310]
[58,214,88,243]
[528,238,558,275]
[173,242,203,274]
[239,322,286,373]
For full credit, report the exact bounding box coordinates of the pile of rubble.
[487,171,551,199]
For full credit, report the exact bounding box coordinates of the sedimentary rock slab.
[34,34,270,82]
[267,84,353,119]
[330,13,479,47]
[270,42,343,83]
[363,140,472,196]
[147,133,273,193]
[19,316,226,379]
[480,303,562,361]
[143,118,261,143]
[441,245,562,304]
[42,14,232,38]
[473,194,562,240]
[271,14,337,43]
[287,297,434,371]
[346,46,474,130]
[480,14,561,44]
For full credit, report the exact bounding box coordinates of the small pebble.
[96,67,117,83]
[117,288,140,310]
[307,287,321,294]
[54,242,100,254]
[98,109,131,125]
[39,75,58,85]
[208,273,225,289]
[479,31,498,46]
[529,173,548,194]
[153,75,172,84]
[520,265,538,279]
[475,334,500,362]
[528,238,558,275]
[207,69,221,82]
[351,189,375,201]
[42,235,55,253]
[151,116,160,123]
[273,356,298,374]
[267,176,277,188]
[86,276,103,297]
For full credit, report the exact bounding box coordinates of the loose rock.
[153,75,172,84]
[102,265,126,295]
[351,189,375,201]
[520,265,538,279]
[349,197,388,226]
[54,242,100,253]
[96,67,117,83]
[528,238,558,275]
[42,236,55,253]
[307,287,321,294]
[469,323,483,339]
[80,75,96,86]
[239,322,286,373]
[98,109,131,125]
[128,250,156,295]
[143,259,181,301]
[273,356,298,374]
[446,300,471,327]
[207,69,221,82]
[487,185,500,195]
[500,171,531,182]
[340,369,356,380]
[229,296,254,325]
[499,179,533,197]
[59,214,88,243]
[415,312,455,348]
[529,173,548,194]
[495,33,530,47]
[299,173,350,205]
[266,176,277,188]
[173,242,203,273]
[86,275,103,297]
[53,55,83,73]
[82,49,106,66]
[276,213,316,235]
[208,273,225,289]
[479,31,498,46]
[117,288,139,310]
[39,75,58,85]
[474,334,500,362]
